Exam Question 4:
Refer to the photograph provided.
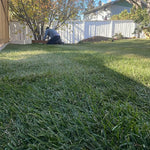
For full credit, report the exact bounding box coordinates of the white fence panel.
[10,20,143,44]
[113,20,136,37]
[58,20,137,43]
[94,21,112,37]
[57,21,85,44]
[98,21,112,37]
[10,21,33,44]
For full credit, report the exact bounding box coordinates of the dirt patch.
[78,36,112,43]
[78,36,131,43]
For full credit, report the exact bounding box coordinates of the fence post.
[72,21,75,43]
[83,21,85,40]
[110,20,114,38]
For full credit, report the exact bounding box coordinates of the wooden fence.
[10,20,146,44]
[0,0,9,44]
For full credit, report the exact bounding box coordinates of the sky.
[97,0,115,4]
[101,0,109,3]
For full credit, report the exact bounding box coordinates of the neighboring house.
[84,0,132,21]
[0,0,9,47]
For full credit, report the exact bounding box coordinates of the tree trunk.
[32,23,45,40]
[33,25,41,40]
[36,25,41,40]
[33,33,37,40]
[41,22,44,40]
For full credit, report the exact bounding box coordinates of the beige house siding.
[84,5,131,21]
[0,0,9,44]
[84,0,132,21]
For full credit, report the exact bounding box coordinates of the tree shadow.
[0,47,149,112]
[72,53,150,108]
[0,45,150,149]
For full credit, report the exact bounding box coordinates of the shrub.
[113,33,124,40]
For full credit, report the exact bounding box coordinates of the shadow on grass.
[73,53,150,104]
[0,49,149,110]
[0,41,150,149]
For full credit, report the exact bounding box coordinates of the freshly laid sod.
[0,40,150,149]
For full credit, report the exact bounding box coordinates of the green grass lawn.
[0,40,150,149]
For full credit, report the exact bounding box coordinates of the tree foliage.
[84,0,96,9]
[112,0,150,26]
[83,0,102,10]
[111,9,132,20]
[126,0,150,24]
[9,0,84,40]
[111,7,149,26]
[111,0,150,38]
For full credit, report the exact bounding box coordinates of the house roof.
[84,0,146,15]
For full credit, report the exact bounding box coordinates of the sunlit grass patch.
[0,50,49,60]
